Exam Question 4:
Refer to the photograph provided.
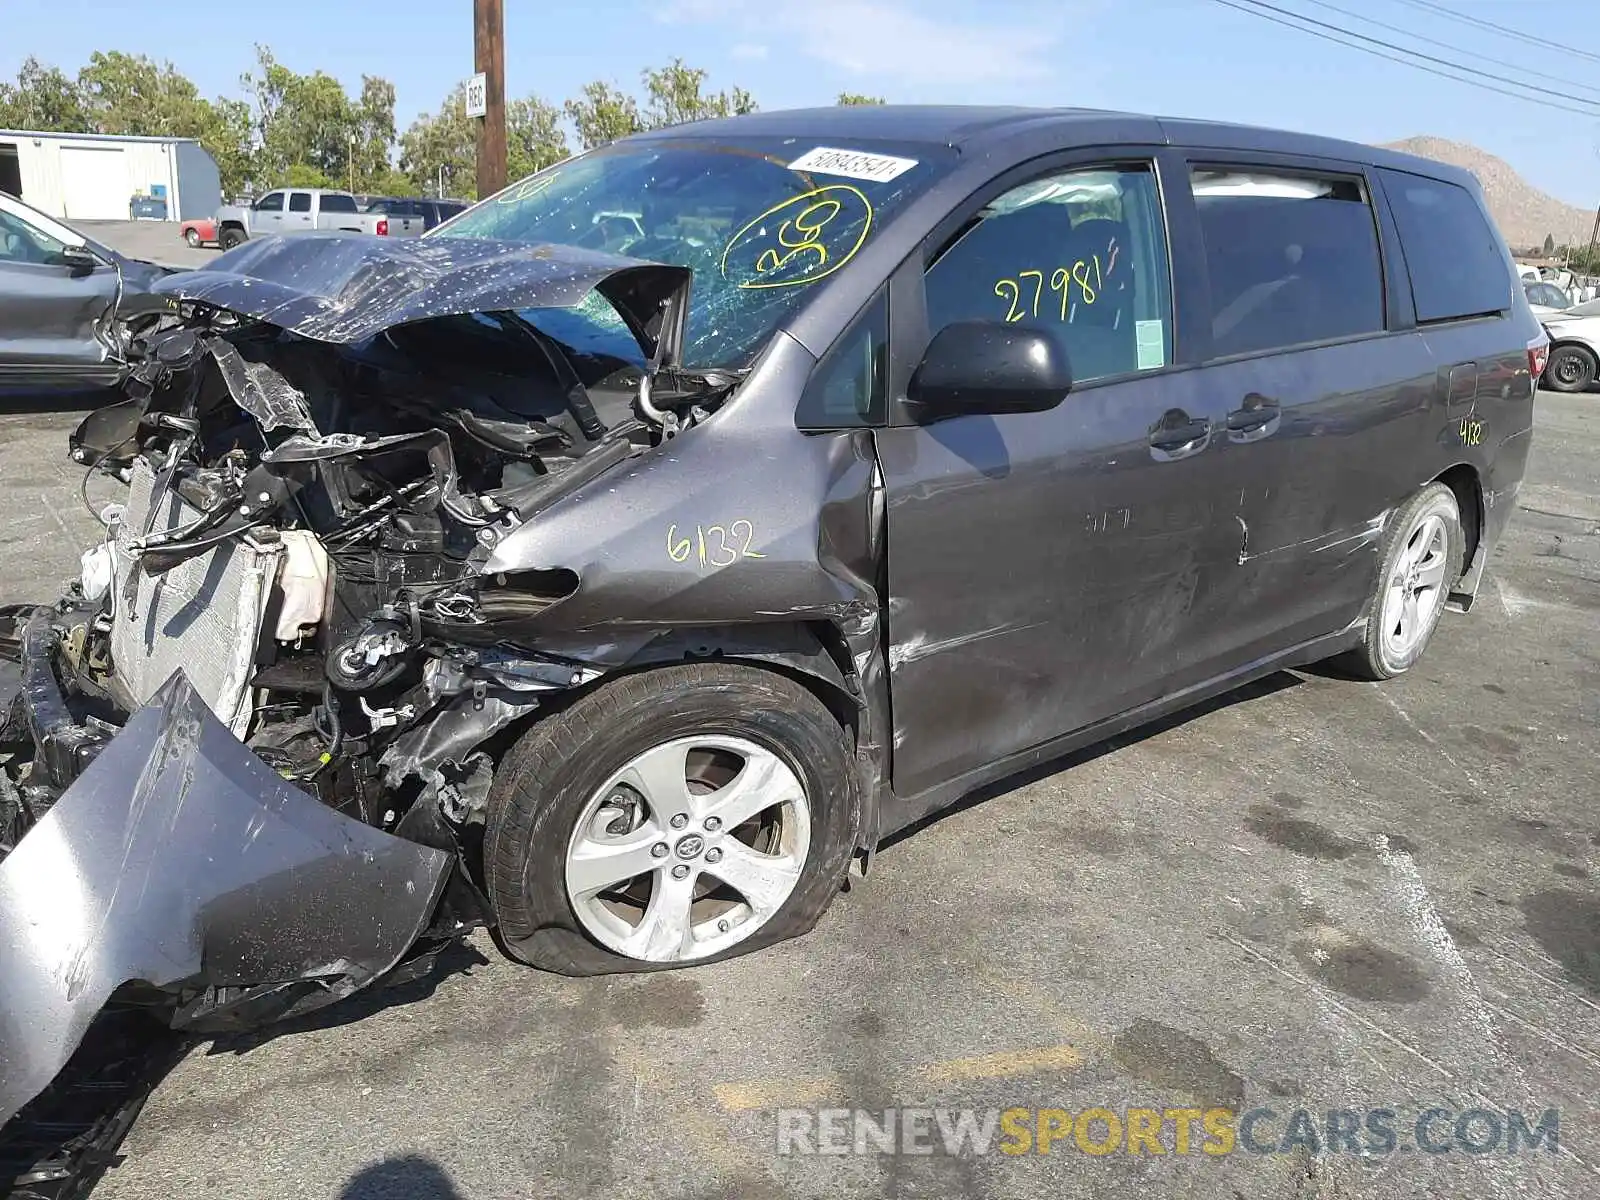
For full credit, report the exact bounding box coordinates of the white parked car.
[1540,297,1600,391]
[1524,280,1574,317]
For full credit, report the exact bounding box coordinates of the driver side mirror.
[906,321,1072,422]
[60,244,100,274]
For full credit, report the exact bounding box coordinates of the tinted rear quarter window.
[320,193,359,213]
[1379,169,1510,323]
[288,192,311,212]
[1191,168,1385,358]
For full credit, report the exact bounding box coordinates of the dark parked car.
[364,195,469,230]
[0,107,1540,1158]
[0,190,171,399]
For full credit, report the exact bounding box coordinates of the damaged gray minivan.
[0,107,1539,1128]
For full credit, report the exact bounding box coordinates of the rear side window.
[1191,168,1385,358]
[320,193,358,213]
[1379,169,1511,323]
[288,192,311,212]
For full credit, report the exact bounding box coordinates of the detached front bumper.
[0,614,452,1127]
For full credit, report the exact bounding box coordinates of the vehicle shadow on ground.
[204,937,492,1058]
[880,669,1304,851]
[338,1154,465,1199]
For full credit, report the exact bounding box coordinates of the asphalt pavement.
[0,392,1596,1199]
[80,218,220,270]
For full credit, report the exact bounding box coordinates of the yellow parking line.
[714,1074,846,1112]
[713,1043,1084,1112]
[919,1043,1083,1085]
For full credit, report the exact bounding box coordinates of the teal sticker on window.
[1135,319,1166,370]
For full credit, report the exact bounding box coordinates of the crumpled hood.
[152,232,692,362]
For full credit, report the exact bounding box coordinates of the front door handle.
[1226,393,1281,441]
[1148,409,1212,460]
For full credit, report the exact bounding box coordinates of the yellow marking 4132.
[1459,417,1485,447]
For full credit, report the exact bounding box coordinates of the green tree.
[1544,232,1556,255]
[507,96,570,180]
[836,92,886,105]
[0,56,91,131]
[641,58,756,129]
[351,75,398,191]
[243,46,396,190]
[401,83,568,199]
[399,81,476,198]
[563,80,642,151]
[77,51,255,195]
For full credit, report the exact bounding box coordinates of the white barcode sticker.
[787,146,919,183]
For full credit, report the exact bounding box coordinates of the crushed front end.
[0,233,712,1145]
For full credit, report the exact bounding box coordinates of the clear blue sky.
[3,0,1598,206]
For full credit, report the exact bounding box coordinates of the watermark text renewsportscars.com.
[776,1105,1560,1158]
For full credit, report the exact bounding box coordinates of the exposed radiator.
[109,459,282,737]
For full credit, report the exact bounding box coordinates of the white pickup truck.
[215,188,423,249]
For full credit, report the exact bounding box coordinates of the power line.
[1224,0,1600,111]
[1391,0,1600,68]
[1296,0,1600,100]
[1213,0,1600,118]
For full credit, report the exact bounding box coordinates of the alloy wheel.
[563,735,811,962]
[1380,512,1449,662]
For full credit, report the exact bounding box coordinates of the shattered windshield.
[433,137,950,369]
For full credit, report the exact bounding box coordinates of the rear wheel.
[183,228,202,248]
[484,662,858,975]
[1544,344,1596,393]
[1336,483,1463,680]
[220,226,246,250]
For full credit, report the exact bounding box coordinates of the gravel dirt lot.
[0,391,1596,1199]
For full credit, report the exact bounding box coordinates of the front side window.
[0,208,67,265]
[289,192,312,213]
[923,164,1173,384]
[1379,169,1510,324]
[797,290,887,429]
[255,192,283,212]
[1192,168,1385,358]
[436,137,952,369]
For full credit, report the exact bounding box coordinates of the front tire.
[183,228,202,248]
[220,226,246,250]
[1544,344,1596,393]
[1337,483,1463,680]
[484,662,858,975]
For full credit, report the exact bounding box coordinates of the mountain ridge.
[1381,136,1593,251]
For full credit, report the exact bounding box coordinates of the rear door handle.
[1148,410,1212,460]
[1226,393,1281,441]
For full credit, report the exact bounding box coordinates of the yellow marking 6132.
[667,520,765,568]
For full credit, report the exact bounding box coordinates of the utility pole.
[474,0,506,199]
[1584,202,1600,274]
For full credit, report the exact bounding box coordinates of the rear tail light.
[376,218,389,236]
[1528,334,1549,379]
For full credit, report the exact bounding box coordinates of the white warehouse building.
[0,130,221,222]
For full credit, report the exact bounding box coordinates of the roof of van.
[632,105,1478,191]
